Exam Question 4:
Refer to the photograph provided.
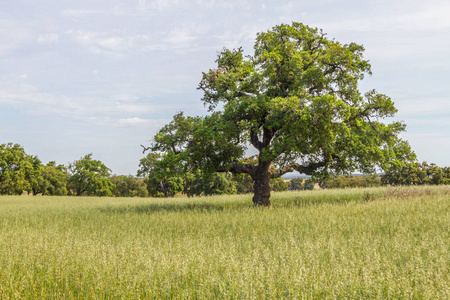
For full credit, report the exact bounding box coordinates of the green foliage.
[231,173,254,194]
[110,175,148,197]
[67,154,114,196]
[36,162,69,195]
[151,22,415,205]
[269,177,288,191]
[27,155,44,195]
[145,175,184,198]
[303,179,315,190]
[0,143,35,195]
[289,177,304,190]
[383,162,450,186]
[185,172,237,197]
[0,144,69,196]
[138,153,184,197]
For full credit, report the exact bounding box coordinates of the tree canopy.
[0,143,35,195]
[150,22,414,206]
[67,154,114,196]
[137,152,184,197]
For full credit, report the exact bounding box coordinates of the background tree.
[67,154,114,196]
[150,22,414,205]
[28,155,45,195]
[111,175,148,197]
[269,177,289,192]
[137,153,183,197]
[426,163,449,185]
[185,172,237,197]
[40,162,69,195]
[0,143,34,195]
[289,177,304,191]
[303,179,316,190]
[231,173,254,194]
[382,162,450,186]
[382,161,428,185]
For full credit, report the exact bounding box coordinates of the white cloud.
[138,0,148,10]
[116,103,155,114]
[195,0,235,9]
[61,9,104,17]
[215,25,260,49]
[67,30,153,57]
[97,37,124,50]
[67,22,209,55]
[396,5,450,30]
[276,2,294,15]
[36,33,59,45]
[164,26,200,49]
[118,117,152,126]
[0,84,159,124]
[0,75,190,128]
[395,98,450,116]
[148,0,188,11]
[319,2,450,33]
[0,18,32,56]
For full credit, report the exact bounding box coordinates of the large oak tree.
[150,23,414,206]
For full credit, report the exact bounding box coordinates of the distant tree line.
[0,143,146,197]
[382,162,450,186]
[1,143,448,197]
[295,162,450,189]
[0,143,288,197]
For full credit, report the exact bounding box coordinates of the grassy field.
[0,186,448,299]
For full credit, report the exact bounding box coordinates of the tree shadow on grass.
[98,190,392,215]
[98,202,252,215]
[272,191,386,208]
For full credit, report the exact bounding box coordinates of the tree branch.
[140,144,151,154]
[270,165,295,178]
[292,158,333,176]
[270,158,332,179]
[262,127,274,148]
[250,128,262,151]
[217,162,256,179]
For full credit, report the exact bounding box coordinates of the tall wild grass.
[0,186,448,298]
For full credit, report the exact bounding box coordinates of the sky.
[0,0,449,175]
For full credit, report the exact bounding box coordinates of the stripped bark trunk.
[252,160,271,206]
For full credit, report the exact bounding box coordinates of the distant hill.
[282,172,384,179]
[281,172,310,179]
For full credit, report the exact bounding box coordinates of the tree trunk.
[160,180,168,198]
[252,160,271,206]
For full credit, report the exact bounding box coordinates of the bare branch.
[140,144,151,154]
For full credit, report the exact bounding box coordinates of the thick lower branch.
[270,165,295,178]
[271,159,332,178]
[217,162,256,179]
[293,160,330,175]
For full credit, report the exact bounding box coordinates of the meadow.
[0,186,448,299]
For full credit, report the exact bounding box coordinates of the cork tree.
[150,22,414,206]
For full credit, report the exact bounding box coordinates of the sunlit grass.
[0,186,448,298]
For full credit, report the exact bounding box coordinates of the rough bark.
[252,160,272,206]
